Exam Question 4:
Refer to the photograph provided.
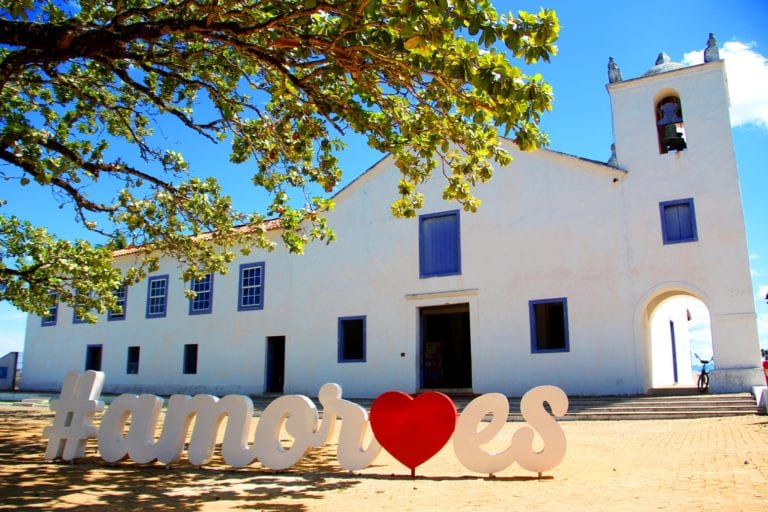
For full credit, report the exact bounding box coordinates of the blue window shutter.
[660,199,697,244]
[419,211,461,277]
[676,203,693,240]
[664,204,683,241]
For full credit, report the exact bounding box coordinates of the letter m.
[155,394,254,466]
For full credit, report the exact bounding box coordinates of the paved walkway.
[0,405,766,510]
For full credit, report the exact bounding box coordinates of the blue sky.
[1,0,767,359]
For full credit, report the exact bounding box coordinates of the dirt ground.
[0,405,766,511]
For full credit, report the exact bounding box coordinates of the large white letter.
[98,393,164,463]
[43,371,105,461]
[510,385,568,474]
[154,394,255,466]
[453,393,515,474]
[316,383,381,471]
[253,395,319,470]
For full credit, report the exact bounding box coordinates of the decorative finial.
[608,57,622,83]
[655,52,671,66]
[607,143,619,168]
[704,33,720,63]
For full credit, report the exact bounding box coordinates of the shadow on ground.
[0,409,360,511]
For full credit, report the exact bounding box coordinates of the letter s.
[510,385,568,474]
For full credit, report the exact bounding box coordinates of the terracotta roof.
[111,218,282,257]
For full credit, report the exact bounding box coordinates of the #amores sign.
[43,371,568,477]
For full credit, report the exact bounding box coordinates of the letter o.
[254,395,319,470]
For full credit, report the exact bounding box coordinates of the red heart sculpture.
[369,391,457,473]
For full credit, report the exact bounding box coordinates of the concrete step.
[11,397,51,408]
[3,391,761,420]
[337,392,763,421]
[503,393,763,421]
[413,392,759,421]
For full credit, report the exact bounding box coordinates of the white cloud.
[750,253,760,260]
[758,312,768,349]
[683,40,768,130]
[685,298,713,345]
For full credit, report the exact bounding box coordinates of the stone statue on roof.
[607,57,622,83]
[704,33,720,63]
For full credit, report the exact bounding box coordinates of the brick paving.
[0,406,765,510]
[336,416,768,512]
[545,418,768,511]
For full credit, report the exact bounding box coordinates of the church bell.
[657,99,687,152]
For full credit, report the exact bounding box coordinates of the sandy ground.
[0,405,766,511]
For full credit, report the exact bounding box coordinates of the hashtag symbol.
[43,370,105,461]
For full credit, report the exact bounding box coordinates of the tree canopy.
[0,0,558,320]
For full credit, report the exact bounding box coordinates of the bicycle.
[694,353,714,393]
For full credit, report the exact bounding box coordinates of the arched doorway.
[647,294,713,389]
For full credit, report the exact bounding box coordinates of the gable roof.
[330,139,626,207]
[112,140,625,258]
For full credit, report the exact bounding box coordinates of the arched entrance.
[646,293,713,389]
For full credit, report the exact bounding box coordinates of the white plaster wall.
[280,143,638,397]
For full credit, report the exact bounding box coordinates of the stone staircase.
[326,391,764,421]
[498,392,764,421]
[10,397,51,408]
[5,391,763,421]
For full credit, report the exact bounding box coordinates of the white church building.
[20,37,764,398]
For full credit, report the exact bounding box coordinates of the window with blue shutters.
[419,210,461,278]
[660,198,698,244]
[530,298,570,353]
[338,316,366,362]
[126,346,140,374]
[72,303,89,324]
[108,285,128,321]
[183,343,198,374]
[238,262,265,311]
[41,292,58,326]
[145,275,169,318]
[189,274,213,315]
[85,344,103,371]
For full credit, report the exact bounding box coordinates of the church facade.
[20,39,764,398]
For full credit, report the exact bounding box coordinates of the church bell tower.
[605,34,764,392]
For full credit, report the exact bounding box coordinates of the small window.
[338,316,366,362]
[656,95,687,154]
[238,262,265,311]
[419,210,461,278]
[126,346,140,374]
[530,298,569,353]
[660,198,698,244]
[146,275,169,318]
[108,286,128,321]
[183,343,198,374]
[189,274,214,315]
[85,344,103,371]
[72,302,89,324]
[41,292,58,326]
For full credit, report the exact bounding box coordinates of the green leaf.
[404,35,424,50]
[0,0,557,316]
